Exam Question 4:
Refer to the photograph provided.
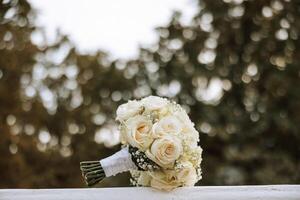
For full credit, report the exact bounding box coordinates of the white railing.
[0,185,299,200]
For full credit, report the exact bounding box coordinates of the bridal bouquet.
[80,96,202,191]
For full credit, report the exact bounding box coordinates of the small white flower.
[137,171,151,186]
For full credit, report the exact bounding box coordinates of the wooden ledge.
[0,185,299,200]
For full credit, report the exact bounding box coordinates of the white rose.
[146,136,183,168]
[124,115,153,150]
[173,109,195,133]
[176,161,198,186]
[116,100,142,121]
[149,161,198,191]
[141,96,168,111]
[173,109,200,147]
[149,171,181,191]
[152,116,183,138]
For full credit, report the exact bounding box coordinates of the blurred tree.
[0,0,133,187]
[135,0,300,185]
[0,0,42,187]
[0,0,299,188]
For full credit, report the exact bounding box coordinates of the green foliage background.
[0,0,299,188]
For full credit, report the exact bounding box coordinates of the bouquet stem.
[80,161,106,186]
[80,147,137,186]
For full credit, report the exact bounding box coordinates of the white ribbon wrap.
[100,147,137,177]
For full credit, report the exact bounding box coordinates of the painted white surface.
[0,185,299,200]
